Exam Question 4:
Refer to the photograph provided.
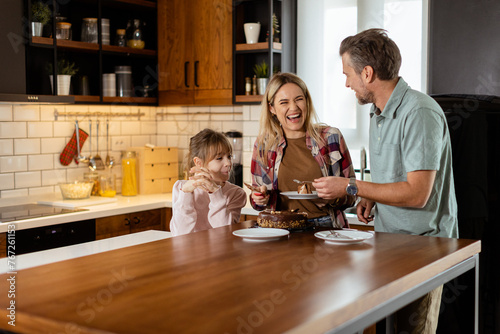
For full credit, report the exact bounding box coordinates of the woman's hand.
[251,185,269,207]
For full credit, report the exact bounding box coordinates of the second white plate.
[314,230,374,244]
[233,228,290,241]
[281,191,319,199]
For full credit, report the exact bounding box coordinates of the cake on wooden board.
[257,210,311,229]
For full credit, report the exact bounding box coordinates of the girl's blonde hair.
[256,72,325,165]
[184,128,233,174]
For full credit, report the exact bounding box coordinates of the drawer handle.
[167,163,170,166]
[125,218,131,226]
[151,164,154,167]
[133,217,140,224]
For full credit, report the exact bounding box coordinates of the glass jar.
[115,29,126,47]
[121,151,137,196]
[84,171,101,196]
[56,22,72,40]
[126,19,145,49]
[81,18,98,43]
[115,65,133,97]
[100,172,116,197]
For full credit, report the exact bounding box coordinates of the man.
[313,29,458,333]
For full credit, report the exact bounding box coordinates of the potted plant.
[31,1,51,37]
[47,59,79,95]
[272,13,280,42]
[253,60,269,95]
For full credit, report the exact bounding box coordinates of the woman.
[250,72,355,228]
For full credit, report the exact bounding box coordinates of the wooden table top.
[0,221,480,334]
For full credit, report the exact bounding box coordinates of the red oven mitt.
[60,128,88,166]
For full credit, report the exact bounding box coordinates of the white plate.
[233,228,290,241]
[314,230,374,244]
[281,191,319,199]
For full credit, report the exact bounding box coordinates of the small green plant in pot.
[253,60,269,95]
[31,1,51,37]
[46,59,79,95]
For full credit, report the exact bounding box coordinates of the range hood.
[0,93,74,104]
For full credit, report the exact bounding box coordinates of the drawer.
[141,177,178,194]
[143,163,178,179]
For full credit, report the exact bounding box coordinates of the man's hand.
[356,198,374,224]
[312,176,348,199]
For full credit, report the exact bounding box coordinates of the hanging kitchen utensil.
[93,120,105,170]
[105,119,114,168]
[74,120,88,163]
[88,120,97,171]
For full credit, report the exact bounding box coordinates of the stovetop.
[0,204,88,223]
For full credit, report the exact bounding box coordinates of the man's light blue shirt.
[369,78,458,238]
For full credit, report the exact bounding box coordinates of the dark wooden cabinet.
[22,0,158,105]
[96,208,169,240]
[0,233,6,258]
[157,0,233,105]
[233,0,296,104]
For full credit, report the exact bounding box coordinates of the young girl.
[170,128,247,236]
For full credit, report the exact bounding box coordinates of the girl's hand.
[187,166,221,193]
[251,185,269,206]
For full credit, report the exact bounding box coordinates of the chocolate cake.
[298,183,312,194]
[257,210,311,229]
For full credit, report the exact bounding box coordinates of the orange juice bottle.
[121,151,137,196]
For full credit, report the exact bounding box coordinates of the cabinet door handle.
[194,61,199,87]
[125,218,131,226]
[133,217,141,224]
[184,61,190,88]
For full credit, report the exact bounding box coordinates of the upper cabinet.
[157,0,233,106]
[233,0,296,104]
[22,0,158,105]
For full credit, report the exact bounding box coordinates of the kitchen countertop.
[0,192,369,233]
[0,230,172,273]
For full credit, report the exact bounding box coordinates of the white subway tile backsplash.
[243,121,260,136]
[29,186,57,196]
[0,139,13,156]
[41,137,66,154]
[14,138,40,155]
[15,171,41,188]
[0,156,27,173]
[1,188,28,198]
[0,173,14,190]
[0,102,254,200]
[28,122,54,137]
[0,122,27,139]
[29,154,54,170]
[13,105,40,121]
[141,121,156,134]
[42,169,66,186]
[122,121,142,135]
[0,105,13,121]
[53,121,75,137]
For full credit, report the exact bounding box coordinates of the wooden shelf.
[102,44,157,56]
[235,42,282,51]
[73,95,100,103]
[103,96,157,104]
[235,95,263,103]
[113,0,157,9]
[31,37,156,56]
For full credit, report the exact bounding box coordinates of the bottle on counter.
[84,171,101,196]
[100,172,116,197]
[121,151,137,196]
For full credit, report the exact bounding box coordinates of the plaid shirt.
[250,126,355,228]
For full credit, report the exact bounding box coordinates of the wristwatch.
[346,177,358,196]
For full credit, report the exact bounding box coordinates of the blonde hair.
[256,72,325,165]
[185,128,233,174]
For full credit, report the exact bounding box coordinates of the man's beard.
[357,90,374,105]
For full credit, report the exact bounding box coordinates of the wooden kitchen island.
[0,221,480,333]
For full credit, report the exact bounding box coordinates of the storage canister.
[81,18,98,43]
[115,66,133,97]
[115,29,126,47]
[56,22,72,40]
[121,151,137,196]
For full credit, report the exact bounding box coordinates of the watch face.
[346,185,357,196]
